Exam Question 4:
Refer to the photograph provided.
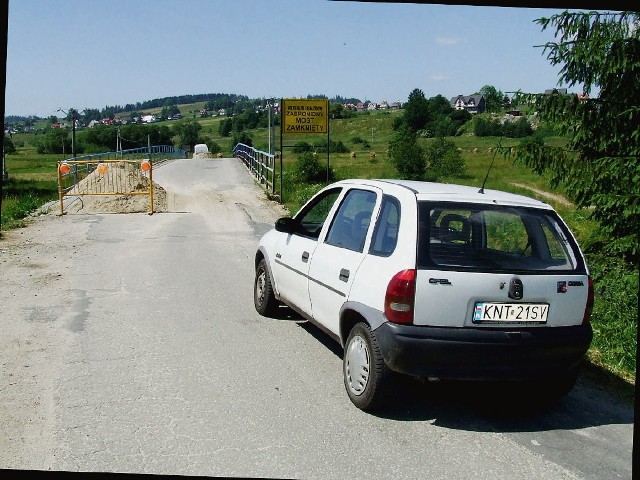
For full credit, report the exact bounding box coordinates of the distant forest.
[5,93,363,123]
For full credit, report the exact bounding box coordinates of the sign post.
[280,98,330,201]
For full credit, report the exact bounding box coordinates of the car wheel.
[254,259,278,316]
[343,322,392,411]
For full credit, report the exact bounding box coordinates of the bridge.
[57,143,279,215]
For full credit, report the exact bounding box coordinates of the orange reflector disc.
[97,163,108,174]
[59,162,71,174]
[141,160,151,171]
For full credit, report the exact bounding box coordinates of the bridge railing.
[60,145,186,166]
[233,143,277,198]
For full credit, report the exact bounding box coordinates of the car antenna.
[478,137,504,194]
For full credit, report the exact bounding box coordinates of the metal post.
[326,99,330,184]
[267,100,272,155]
[71,109,76,159]
[279,98,283,203]
[148,159,154,215]
[2,150,8,181]
[57,161,65,216]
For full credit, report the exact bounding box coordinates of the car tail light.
[582,276,594,326]
[385,269,416,324]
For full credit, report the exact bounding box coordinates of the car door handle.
[339,268,350,282]
[301,251,309,262]
[276,253,281,259]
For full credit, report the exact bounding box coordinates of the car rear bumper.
[374,322,593,380]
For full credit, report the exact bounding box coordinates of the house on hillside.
[450,94,486,114]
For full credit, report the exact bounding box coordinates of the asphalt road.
[0,157,633,479]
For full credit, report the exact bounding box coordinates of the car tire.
[343,322,392,411]
[254,259,279,316]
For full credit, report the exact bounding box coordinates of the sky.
[4,0,594,118]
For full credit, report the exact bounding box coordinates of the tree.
[36,128,71,154]
[513,11,640,265]
[172,119,203,149]
[477,85,505,113]
[82,108,101,123]
[427,94,454,118]
[450,108,472,134]
[161,104,180,119]
[218,118,233,137]
[3,135,16,154]
[401,88,430,132]
[388,124,426,180]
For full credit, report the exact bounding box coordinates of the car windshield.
[417,202,582,273]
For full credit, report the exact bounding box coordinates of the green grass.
[1,151,61,230]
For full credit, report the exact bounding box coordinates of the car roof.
[335,179,553,209]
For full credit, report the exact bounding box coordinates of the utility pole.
[57,107,79,159]
[0,0,9,233]
[267,98,276,155]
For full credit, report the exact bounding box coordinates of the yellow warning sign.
[282,99,329,135]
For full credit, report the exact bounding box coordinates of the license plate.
[473,302,549,323]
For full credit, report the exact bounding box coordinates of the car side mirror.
[275,217,296,234]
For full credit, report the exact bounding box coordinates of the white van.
[193,144,209,156]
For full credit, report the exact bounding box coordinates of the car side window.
[294,188,341,239]
[325,189,377,252]
[369,195,400,256]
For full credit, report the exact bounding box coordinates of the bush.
[424,137,466,181]
[312,139,349,154]
[231,131,252,148]
[388,125,426,180]
[502,117,533,138]
[293,141,312,153]
[474,116,502,137]
[588,256,638,378]
[294,152,335,183]
[206,141,222,154]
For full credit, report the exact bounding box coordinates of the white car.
[254,179,593,410]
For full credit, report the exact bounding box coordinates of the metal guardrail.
[233,143,277,198]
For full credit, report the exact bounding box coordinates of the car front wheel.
[254,259,278,316]
[343,322,392,411]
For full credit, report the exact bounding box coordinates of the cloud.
[436,36,462,45]
[430,74,449,82]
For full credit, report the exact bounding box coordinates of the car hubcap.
[256,270,266,305]
[345,334,370,396]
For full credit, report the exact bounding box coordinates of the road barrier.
[57,145,185,215]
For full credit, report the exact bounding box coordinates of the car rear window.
[417,202,584,273]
